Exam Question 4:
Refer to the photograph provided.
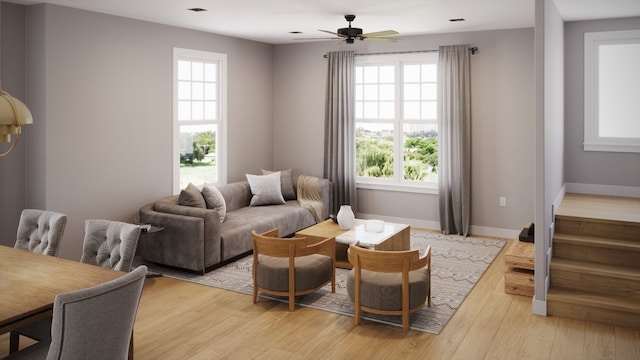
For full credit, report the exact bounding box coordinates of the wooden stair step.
[548,287,640,314]
[553,233,640,268]
[554,215,640,241]
[548,287,640,329]
[553,233,640,251]
[551,258,640,281]
[550,258,640,298]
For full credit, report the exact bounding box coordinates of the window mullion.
[395,62,404,182]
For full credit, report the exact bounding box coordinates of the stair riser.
[548,300,640,329]
[555,218,639,242]
[550,270,640,299]
[553,242,640,268]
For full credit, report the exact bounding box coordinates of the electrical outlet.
[499,197,507,207]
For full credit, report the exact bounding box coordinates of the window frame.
[355,53,439,194]
[584,29,640,153]
[172,48,227,194]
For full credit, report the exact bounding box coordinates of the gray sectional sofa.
[138,174,330,273]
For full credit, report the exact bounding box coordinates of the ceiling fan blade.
[362,37,400,42]
[293,37,341,41]
[361,30,399,37]
[319,29,342,37]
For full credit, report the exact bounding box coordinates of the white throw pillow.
[261,168,296,200]
[246,172,285,206]
[201,185,227,222]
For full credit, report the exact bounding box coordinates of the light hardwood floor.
[2,239,639,359]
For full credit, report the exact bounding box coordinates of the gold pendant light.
[0,0,33,157]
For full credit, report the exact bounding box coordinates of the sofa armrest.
[139,202,222,273]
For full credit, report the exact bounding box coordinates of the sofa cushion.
[246,172,285,206]
[178,183,206,208]
[202,185,227,223]
[219,201,317,261]
[261,168,296,200]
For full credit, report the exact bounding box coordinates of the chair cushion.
[347,267,429,311]
[256,254,332,292]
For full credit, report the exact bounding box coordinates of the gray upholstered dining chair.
[252,228,336,311]
[80,219,142,272]
[347,244,432,331]
[3,265,148,360]
[10,219,142,353]
[9,209,67,353]
[14,209,67,257]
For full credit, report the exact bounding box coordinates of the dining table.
[0,245,124,335]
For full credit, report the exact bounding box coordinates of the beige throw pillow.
[246,172,285,206]
[202,185,227,222]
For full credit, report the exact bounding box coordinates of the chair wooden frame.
[252,229,336,311]
[348,244,432,331]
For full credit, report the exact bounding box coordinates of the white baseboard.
[532,297,547,316]
[565,183,640,198]
[355,213,518,239]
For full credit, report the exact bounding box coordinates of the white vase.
[337,205,355,230]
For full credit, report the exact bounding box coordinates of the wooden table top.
[0,245,124,335]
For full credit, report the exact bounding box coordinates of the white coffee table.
[296,219,410,269]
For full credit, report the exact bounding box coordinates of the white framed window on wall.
[355,52,439,193]
[173,48,227,193]
[584,29,640,153]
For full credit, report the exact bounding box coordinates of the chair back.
[251,229,336,311]
[15,209,67,257]
[81,219,141,272]
[252,229,311,258]
[46,265,147,360]
[347,244,431,331]
[347,244,428,273]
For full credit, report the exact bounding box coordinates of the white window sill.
[356,181,438,195]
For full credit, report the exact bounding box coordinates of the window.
[584,30,640,153]
[355,53,438,192]
[173,48,227,193]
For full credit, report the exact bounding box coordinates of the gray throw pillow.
[246,172,285,206]
[202,185,227,222]
[178,183,206,208]
[261,168,296,200]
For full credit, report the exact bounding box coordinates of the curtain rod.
[322,47,478,58]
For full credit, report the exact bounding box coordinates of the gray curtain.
[438,45,471,236]
[323,51,357,216]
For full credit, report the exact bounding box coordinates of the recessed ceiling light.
[449,18,465,22]
[188,8,207,12]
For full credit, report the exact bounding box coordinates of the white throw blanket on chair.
[297,175,324,223]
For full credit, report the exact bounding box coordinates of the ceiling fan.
[301,14,399,44]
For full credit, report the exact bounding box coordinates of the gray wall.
[0,3,27,247]
[3,2,538,259]
[564,17,640,188]
[22,4,274,260]
[274,28,535,236]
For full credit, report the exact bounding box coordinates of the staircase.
[547,193,640,329]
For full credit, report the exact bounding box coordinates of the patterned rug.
[142,230,506,334]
